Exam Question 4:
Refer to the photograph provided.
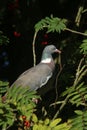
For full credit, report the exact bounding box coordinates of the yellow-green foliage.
[0,85,40,130]
[32,114,70,130]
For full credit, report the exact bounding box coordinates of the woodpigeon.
[11,45,61,91]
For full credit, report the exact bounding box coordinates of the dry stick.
[32,31,38,66]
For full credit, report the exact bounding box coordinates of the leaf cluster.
[0,86,40,130]
[80,39,87,55]
[34,16,67,33]
[0,85,71,130]
[32,114,70,130]
[70,110,87,130]
[0,81,9,95]
[62,82,87,107]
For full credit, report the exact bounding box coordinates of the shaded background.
[0,0,87,85]
[0,0,87,121]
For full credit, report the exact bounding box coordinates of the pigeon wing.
[11,63,53,91]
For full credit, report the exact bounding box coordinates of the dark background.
[0,0,87,121]
[0,0,87,85]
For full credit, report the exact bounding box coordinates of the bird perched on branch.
[11,45,61,92]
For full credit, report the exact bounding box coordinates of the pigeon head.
[41,45,61,63]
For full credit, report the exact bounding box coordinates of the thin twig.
[73,58,84,87]
[54,70,62,108]
[55,54,62,103]
[65,28,87,36]
[82,9,87,13]
[77,69,87,85]
[73,58,87,87]
[54,65,65,108]
[53,95,69,120]
[32,31,38,66]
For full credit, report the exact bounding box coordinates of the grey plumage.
[11,45,61,91]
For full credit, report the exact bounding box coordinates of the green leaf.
[70,110,87,130]
[33,124,38,130]
[75,110,83,115]
[54,123,69,130]
[32,114,38,123]
[80,39,87,54]
[49,118,61,128]
[44,118,50,125]
[70,94,80,102]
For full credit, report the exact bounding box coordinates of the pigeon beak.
[55,49,61,54]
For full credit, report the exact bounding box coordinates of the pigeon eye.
[52,47,56,51]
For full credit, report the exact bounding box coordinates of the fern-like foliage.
[0,97,15,130]
[34,16,67,33]
[6,86,40,116]
[0,31,9,45]
[0,86,40,130]
[80,39,87,55]
[62,82,87,107]
[70,110,87,130]
[0,81,9,95]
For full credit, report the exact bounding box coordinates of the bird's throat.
[41,58,52,63]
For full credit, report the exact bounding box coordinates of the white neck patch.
[41,58,51,63]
